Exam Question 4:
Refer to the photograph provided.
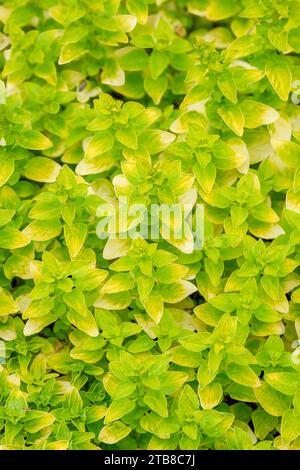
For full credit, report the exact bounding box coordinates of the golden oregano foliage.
[0,0,300,451]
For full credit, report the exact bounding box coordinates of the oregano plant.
[0,0,300,451]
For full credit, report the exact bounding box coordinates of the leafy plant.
[1,0,300,451]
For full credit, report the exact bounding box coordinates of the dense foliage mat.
[1,0,300,450]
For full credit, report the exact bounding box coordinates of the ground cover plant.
[1,0,300,451]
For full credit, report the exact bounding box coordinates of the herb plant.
[1,0,300,450]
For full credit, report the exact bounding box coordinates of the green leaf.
[126,0,148,24]
[227,364,260,388]
[156,264,188,284]
[144,390,168,418]
[116,127,137,149]
[24,314,57,336]
[102,273,134,294]
[194,162,216,193]
[226,426,254,450]
[273,140,300,168]
[225,35,262,61]
[99,421,131,444]
[288,29,300,52]
[139,130,175,154]
[94,291,131,310]
[23,297,54,319]
[266,59,292,101]
[149,51,169,79]
[0,289,18,316]
[34,61,57,85]
[218,104,244,136]
[117,47,148,71]
[240,100,279,128]
[144,76,168,105]
[102,58,125,87]
[231,206,248,227]
[143,292,164,323]
[264,372,299,396]
[104,398,135,424]
[23,411,55,433]
[252,409,278,440]
[281,409,300,444]
[260,275,279,300]
[217,74,237,103]
[23,219,62,241]
[159,280,197,303]
[84,132,114,160]
[198,382,223,409]
[24,157,61,183]
[254,382,292,416]
[18,130,53,150]
[240,5,267,18]
[58,43,87,64]
[64,223,87,258]
[67,309,99,337]
[196,409,234,438]
[0,157,14,187]
[0,227,30,249]
[205,0,240,21]
[293,165,300,193]
[64,289,87,316]
[251,204,279,223]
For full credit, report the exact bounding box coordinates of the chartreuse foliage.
[1,0,300,451]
